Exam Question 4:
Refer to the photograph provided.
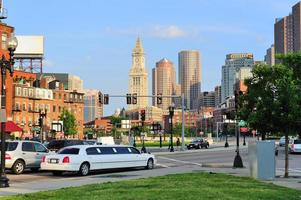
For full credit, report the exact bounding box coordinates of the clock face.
[135,58,139,63]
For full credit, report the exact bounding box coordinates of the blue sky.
[5,0,298,115]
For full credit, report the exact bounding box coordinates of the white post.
[181,93,185,151]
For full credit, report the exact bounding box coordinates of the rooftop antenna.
[0,0,8,20]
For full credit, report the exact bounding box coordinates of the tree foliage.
[239,52,301,177]
[60,110,77,136]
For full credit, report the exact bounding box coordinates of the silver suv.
[4,140,50,174]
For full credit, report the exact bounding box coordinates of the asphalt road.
[1,145,300,196]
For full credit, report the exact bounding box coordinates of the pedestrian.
[176,138,180,150]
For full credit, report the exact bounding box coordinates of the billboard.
[15,35,44,57]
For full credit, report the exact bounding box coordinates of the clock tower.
[129,37,148,110]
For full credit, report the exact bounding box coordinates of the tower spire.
[133,37,144,53]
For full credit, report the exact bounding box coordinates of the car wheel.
[79,162,90,176]
[205,144,209,149]
[12,160,25,175]
[52,171,63,176]
[146,158,154,170]
[30,167,40,172]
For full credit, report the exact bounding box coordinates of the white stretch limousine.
[40,145,156,176]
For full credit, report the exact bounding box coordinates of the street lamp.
[0,34,18,188]
[169,104,175,152]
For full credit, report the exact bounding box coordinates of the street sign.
[239,120,247,127]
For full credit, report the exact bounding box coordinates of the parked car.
[4,140,50,174]
[41,145,155,176]
[47,140,85,152]
[289,139,301,153]
[279,136,295,146]
[187,138,209,149]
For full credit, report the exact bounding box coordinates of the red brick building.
[12,72,84,139]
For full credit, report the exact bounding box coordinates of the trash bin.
[248,141,276,180]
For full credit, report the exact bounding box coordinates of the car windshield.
[294,140,301,144]
[58,148,80,155]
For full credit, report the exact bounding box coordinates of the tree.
[239,53,301,178]
[60,110,77,137]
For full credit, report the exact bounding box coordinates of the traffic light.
[141,109,145,121]
[103,94,109,105]
[132,93,137,104]
[157,93,162,105]
[126,94,132,104]
[98,92,103,104]
[38,117,43,127]
[234,90,243,111]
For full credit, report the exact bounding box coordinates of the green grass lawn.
[3,172,301,200]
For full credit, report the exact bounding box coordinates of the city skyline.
[4,0,298,115]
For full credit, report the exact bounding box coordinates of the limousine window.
[86,147,101,155]
[116,147,131,154]
[58,148,80,154]
[99,147,115,154]
[130,147,141,154]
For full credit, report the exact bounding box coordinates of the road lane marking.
[155,163,169,168]
[277,168,301,173]
[158,156,203,167]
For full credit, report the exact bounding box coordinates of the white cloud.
[104,25,189,39]
[150,25,186,38]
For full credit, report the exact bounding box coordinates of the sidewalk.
[153,144,301,191]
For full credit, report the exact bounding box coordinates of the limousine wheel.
[12,160,25,175]
[146,158,154,169]
[79,162,90,176]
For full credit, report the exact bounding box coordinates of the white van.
[40,145,155,176]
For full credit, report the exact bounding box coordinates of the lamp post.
[0,34,18,188]
[39,109,47,143]
[169,104,175,152]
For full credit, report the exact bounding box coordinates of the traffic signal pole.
[102,94,186,152]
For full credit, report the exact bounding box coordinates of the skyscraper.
[264,45,275,66]
[84,89,103,123]
[152,58,176,110]
[274,15,293,55]
[214,85,221,107]
[274,2,301,55]
[129,37,148,110]
[221,53,254,103]
[178,50,201,110]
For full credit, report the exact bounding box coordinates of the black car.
[187,139,209,149]
[47,140,85,152]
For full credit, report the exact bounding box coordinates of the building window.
[45,104,50,112]
[59,106,61,112]
[23,88,28,97]
[53,93,56,99]
[29,89,33,97]
[22,117,26,125]
[22,103,26,111]
[15,87,22,96]
[28,103,32,111]
[64,94,67,100]
[1,33,7,50]
[53,105,56,112]
[59,94,62,99]
[15,102,20,110]
[39,104,44,111]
